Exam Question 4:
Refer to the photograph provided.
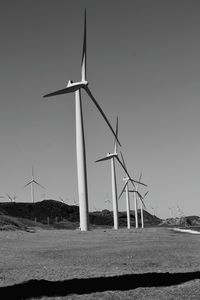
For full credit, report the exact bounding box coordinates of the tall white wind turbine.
[43,10,120,231]
[24,167,45,203]
[95,118,145,230]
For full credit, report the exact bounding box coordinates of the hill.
[0,200,161,230]
[160,216,200,227]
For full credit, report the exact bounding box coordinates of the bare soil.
[0,227,200,299]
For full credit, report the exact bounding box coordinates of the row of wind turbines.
[43,10,149,231]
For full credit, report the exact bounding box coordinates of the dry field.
[0,227,200,299]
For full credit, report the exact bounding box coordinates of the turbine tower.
[117,153,132,229]
[24,167,45,203]
[43,10,120,231]
[95,118,145,230]
[134,180,139,228]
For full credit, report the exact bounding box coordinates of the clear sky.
[0,0,200,219]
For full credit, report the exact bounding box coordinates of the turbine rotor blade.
[95,155,113,163]
[139,195,146,210]
[116,156,137,190]
[24,180,33,188]
[81,9,87,82]
[136,191,146,209]
[33,180,45,189]
[43,85,79,98]
[139,172,142,183]
[83,86,121,146]
[6,193,12,200]
[120,151,127,171]
[130,190,146,209]
[114,116,118,153]
[118,182,128,201]
[136,190,143,201]
[116,156,134,184]
[130,178,147,187]
[140,198,146,210]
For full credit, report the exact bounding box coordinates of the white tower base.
[75,89,89,231]
[134,192,138,228]
[125,184,131,229]
[141,201,144,228]
[111,157,118,230]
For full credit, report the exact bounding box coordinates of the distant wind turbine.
[129,173,148,229]
[96,118,145,230]
[118,155,147,229]
[177,205,184,218]
[6,194,16,203]
[73,198,78,206]
[105,199,111,204]
[139,191,149,228]
[93,205,99,212]
[59,197,65,203]
[168,206,174,218]
[127,173,146,229]
[59,196,69,204]
[24,167,45,203]
[43,10,119,231]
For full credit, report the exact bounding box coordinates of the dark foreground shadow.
[1,271,200,299]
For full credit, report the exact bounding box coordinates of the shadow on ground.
[1,272,200,299]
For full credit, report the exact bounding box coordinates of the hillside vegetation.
[0,200,161,230]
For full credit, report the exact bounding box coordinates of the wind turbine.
[129,173,148,229]
[96,118,145,230]
[6,194,16,203]
[139,191,149,228]
[125,173,146,228]
[177,205,183,218]
[118,154,147,229]
[105,198,112,207]
[168,206,174,218]
[93,204,99,212]
[59,197,65,203]
[43,10,120,231]
[73,198,78,206]
[59,196,70,204]
[24,167,45,203]
[117,153,132,229]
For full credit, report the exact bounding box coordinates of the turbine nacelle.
[123,176,129,181]
[67,79,88,89]
[106,152,117,158]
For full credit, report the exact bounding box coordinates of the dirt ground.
[0,227,200,299]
